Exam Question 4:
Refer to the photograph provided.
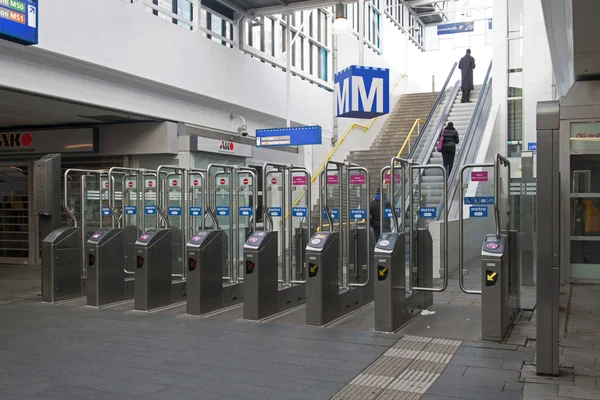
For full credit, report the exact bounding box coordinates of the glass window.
[507,0,523,39]
[570,122,600,152]
[264,17,274,56]
[319,48,328,81]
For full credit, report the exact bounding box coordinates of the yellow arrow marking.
[486,271,497,281]
[379,267,388,277]
[310,265,318,273]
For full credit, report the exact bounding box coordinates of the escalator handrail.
[436,61,493,221]
[408,62,458,159]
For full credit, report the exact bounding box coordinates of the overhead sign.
[255,126,322,147]
[464,196,494,205]
[0,0,38,45]
[335,65,390,119]
[0,128,97,154]
[437,22,474,35]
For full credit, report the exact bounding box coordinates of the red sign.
[271,178,277,185]
[471,171,488,182]
[220,178,226,185]
[127,181,133,188]
[148,181,153,187]
[193,179,199,186]
[243,178,249,185]
[172,179,178,187]
[104,181,109,188]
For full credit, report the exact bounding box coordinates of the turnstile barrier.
[42,227,82,303]
[86,228,128,306]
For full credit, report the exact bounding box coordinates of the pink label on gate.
[292,176,307,186]
[327,175,339,185]
[350,174,366,185]
[384,174,401,184]
[471,171,489,182]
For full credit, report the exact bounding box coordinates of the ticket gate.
[42,227,82,303]
[186,230,242,315]
[373,233,406,332]
[86,228,132,306]
[480,232,521,341]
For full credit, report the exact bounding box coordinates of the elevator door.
[0,165,29,264]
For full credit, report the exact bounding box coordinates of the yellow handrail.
[284,72,409,219]
[382,118,425,187]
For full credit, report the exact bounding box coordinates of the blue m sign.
[334,66,390,119]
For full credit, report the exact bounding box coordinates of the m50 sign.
[334,65,390,119]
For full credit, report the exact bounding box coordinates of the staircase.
[419,85,482,208]
[347,92,438,197]
[308,91,438,228]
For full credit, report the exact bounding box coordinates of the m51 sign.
[335,65,390,119]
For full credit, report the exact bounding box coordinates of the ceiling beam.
[406,0,452,7]
[251,0,361,17]
[417,6,488,17]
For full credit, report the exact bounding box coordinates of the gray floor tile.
[500,359,524,371]
[559,384,600,399]
[464,366,520,381]
[450,355,504,369]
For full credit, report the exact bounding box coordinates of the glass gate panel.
[143,175,158,232]
[290,170,310,282]
[347,168,369,286]
[265,170,284,280]
[188,173,204,234]
[236,170,255,280]
[214,171,232,279]
[166,173,184,277]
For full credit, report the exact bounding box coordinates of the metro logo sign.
[0,132,33,152]
[334,66,390,119]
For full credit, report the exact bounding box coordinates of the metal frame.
[289,167,312,285]
[187,168,207,234]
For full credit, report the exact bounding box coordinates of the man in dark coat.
[369,189,391,241]
[459,49,476,103]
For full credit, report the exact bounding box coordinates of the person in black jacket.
[441,122,459,176]
[459,49,476,103]
[369,189,391,241]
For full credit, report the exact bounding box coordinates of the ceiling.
[0,88,157,130]
[405,0,449,24]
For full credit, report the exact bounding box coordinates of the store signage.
[193,136,253,158]
[335,65,390,119]
[0,0,38,45]
[0,128,97,154]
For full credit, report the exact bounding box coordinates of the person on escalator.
[439,122,459,176]
[370,189,391,241]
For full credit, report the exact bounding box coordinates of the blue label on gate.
[528,142,537,151]
[168,207,182,216]
[464,196,495,205]
[189,206,202,217]
[216,206,230,216]
[384,208,402,219]
[322,208,339,220]
[292,207,307,217]
[419,207,437,218]
[124,206,137,215]
[144,205,157,215]
[350,208,367,220]
[239,206,253,217]
[470,206,488,217]
[102,207,112,216]
[267,207,282,217]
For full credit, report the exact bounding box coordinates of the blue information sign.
[322,208,339,220]
[124,206,137,215]
[216,206,230,216]
[267,207,282,217]
[144,205,156,215]
[419,207,437,219]
[437,22,474,35]
[384,208,402,219]
[256,126,322,147]
[168,206,182,216]
[464,196,495,205]
[239,206,253,217]
[350,208,367,220]
[292,207,307,218]
[101,207,112,216]
[189,206,202,217]
[528,142,537,151]
[470,206,488,218]
[0,0,38,45]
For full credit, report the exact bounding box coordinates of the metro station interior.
[0,0,598,399]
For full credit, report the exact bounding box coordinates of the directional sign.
[464,196,495,205]
[528,142,537,151]
[437,21,474,35]
[239,206,253,217]
[216,206,230,216]
[144,205,157,215]
[0,0,38,45]
[168,206,182,216]
[419,207,437,219]
[267,207,282,217]
[485,270,498,286]
[292,207,307,217]
[189,206,202,216]
[322,208,339,220]
[124,206,137,215]
[470,206,488,218]
[101,207,112,216]
[255,126,322,147]
[384,208,402,219]
[350,208,367,220]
